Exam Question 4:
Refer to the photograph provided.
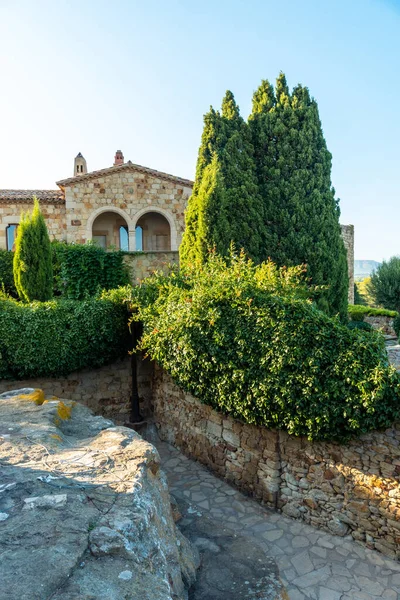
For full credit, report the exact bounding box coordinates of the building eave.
[0,190,65,204]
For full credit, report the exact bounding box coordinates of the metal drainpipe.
[129,319,143,423]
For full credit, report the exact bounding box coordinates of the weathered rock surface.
[0,389,197,600]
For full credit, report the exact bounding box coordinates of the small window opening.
[119,226,129,251]
[135,226,143,251]
[6,224,18,251]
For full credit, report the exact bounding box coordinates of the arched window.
[135,213,170,251]
[135,226,143,251]
[92,211,129,250]
[119,226,128,251]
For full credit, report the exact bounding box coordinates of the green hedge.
[126,253,400,442]
[0,297,130,379]
[0,250,17,297]
[348,304,397,321]
[52,242,130,299]
[0,243,130,301]
[347,320,373,332]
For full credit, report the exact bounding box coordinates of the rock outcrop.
[0,389,197,600]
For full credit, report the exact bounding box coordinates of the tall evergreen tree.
[249,73,348,317]
[13,197,53,302]
[180,92,264,266]
[180,153,229,266]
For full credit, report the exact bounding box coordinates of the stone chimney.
[114,150,124,166]
[74,152,87,176]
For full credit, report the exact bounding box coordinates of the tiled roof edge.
[56,162,194,188]
[0,190,65,204]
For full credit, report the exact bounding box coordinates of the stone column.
[341,224,355,304]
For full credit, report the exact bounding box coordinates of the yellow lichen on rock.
[56,401,72,421]
[50,434,63,442]
[18,389,45,405]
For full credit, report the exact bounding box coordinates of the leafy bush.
[0,250,17,297]
[348,304,397,321]
[13,198,53,302]
[347,320,373,332]
[52,242,130,299]
[126,252,400,442]
[0,297,130,379]
[369,257,400,312]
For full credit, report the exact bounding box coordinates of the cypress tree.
[180,91,264,266]
[13,197,53,302]
[219,91,264,261]
[249,73,348,317]
[179,153,229,266]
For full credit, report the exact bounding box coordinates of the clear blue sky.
[0,0,399,260]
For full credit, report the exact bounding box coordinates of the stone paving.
[386,340,400,370]
[153,438,400,600]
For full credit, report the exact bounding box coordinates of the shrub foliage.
[127,253,400,442]
[51,242,130,299]
[368,257,400,313]
[0,250,17,297]
[0,297,130,379]
[348,304,397,321]
[13,198,53,302]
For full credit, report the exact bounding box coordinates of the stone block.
[222,429,240,447]
[206,421,222,439]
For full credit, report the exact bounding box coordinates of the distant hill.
[354,260,381,278]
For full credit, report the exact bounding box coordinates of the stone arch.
[87,207,133,250]
[131,207,178,251]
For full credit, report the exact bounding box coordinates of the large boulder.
[0,390,197,600]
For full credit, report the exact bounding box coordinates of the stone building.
[0,150,354,301]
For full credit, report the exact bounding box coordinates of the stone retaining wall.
[364,315,397,337]
[124,251,179,284]
[0,356,153,424]
[152,366,400,559]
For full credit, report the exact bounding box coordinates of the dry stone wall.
[152,366,400,559]
[364,315,397,337]
[0,356,154,424]
[124,251,179,283]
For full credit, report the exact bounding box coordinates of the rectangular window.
[6,224,18,251]
[93,234,107,249]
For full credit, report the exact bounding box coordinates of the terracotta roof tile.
[56,161,194,188]
[0,190,65,204]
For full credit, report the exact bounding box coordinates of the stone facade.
[0,155,192,254]
[0,356,153,424]
[57,161,192,251]
[152,366,400,559]
[0,191,66,249]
